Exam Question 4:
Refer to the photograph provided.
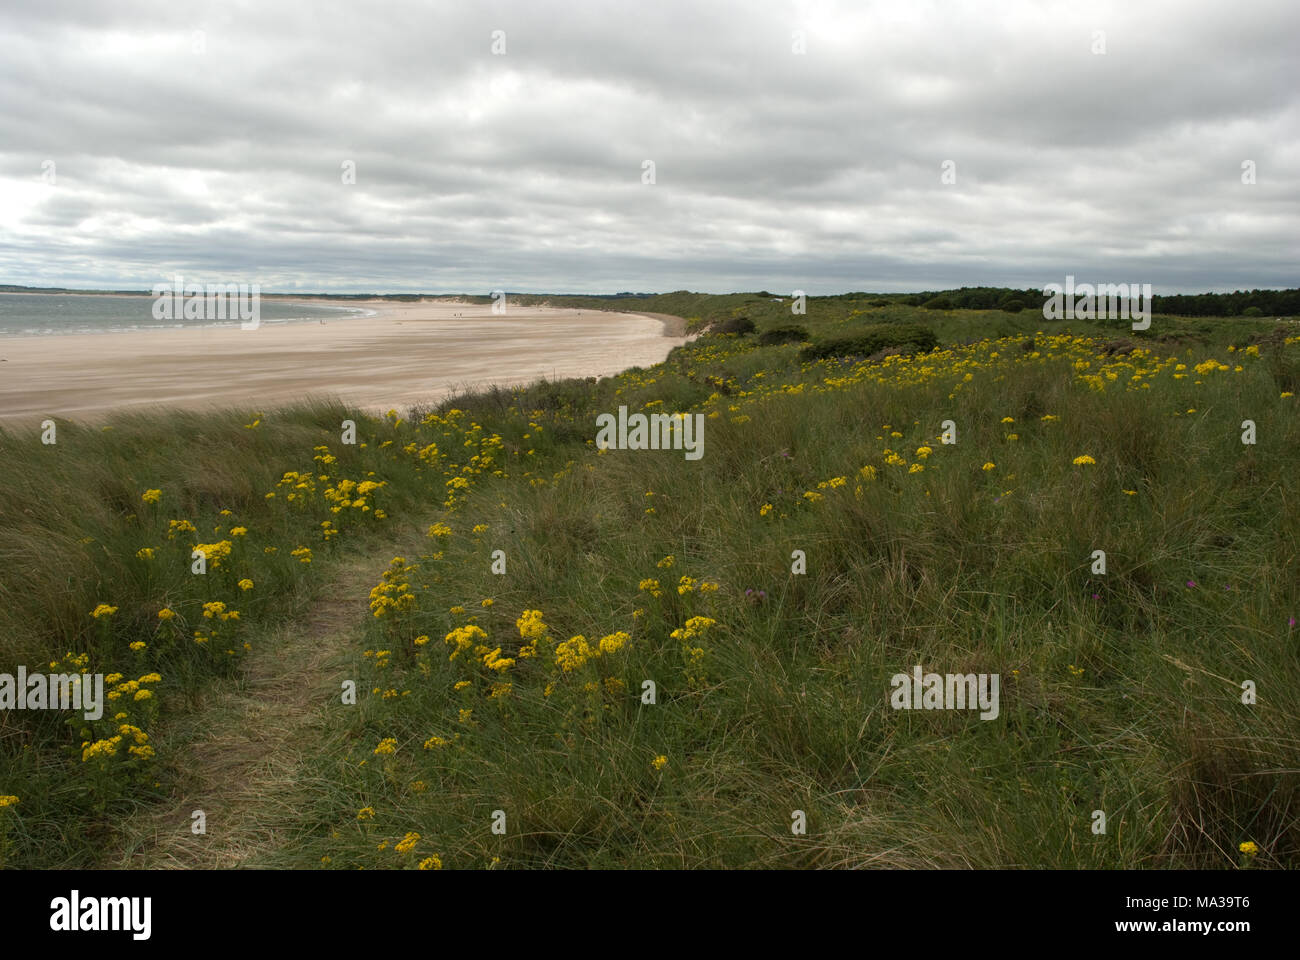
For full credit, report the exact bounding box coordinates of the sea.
[0,292,372,336]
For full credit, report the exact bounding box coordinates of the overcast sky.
[0,0,1296,294]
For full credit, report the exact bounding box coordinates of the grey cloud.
[0,0,1296,294]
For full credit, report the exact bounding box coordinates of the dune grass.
[1,300,1297,869]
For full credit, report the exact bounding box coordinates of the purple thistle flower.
[1186,580,1196,588]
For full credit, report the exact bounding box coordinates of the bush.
[1001,299,1025,313]
[1243,306,1263,317]
[870,298,892,308]
[798,323,939,362]
[713,315,755,335]
[922,296,954,310]
[758,324,809,346]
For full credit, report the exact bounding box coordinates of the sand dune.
[0,300,690,425]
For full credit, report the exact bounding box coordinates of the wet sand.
[0,299,690,425]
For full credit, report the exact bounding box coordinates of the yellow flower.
[598,631,630,655]
[651,755,668,771]
[90,603,118,619]
[444,624,488,659]
[395,831,420,855]
[1239,841,1259,857]
[1000,417,1014,424]
[129,641,146,652]
[167,519,196,538]
[554,635,593,672]
[418,856,443,870]
[982,462,995,471]
[158,608,175,620]
[480,598,494,608]
[482,647,515,672]
[0,796,19,808]
[135,547,155,560]
[230,526,247,537]
[237,579,254,591]
[760,503,773,516]
[82,737,122,761]
[356,806,375,820]
[515,608,546,637]
[1072,455,1096,466]
[373,737,398,756]
[141,489,162,504]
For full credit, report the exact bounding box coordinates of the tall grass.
[1,301,1297,869]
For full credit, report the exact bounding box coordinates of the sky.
[0,0,1296,295]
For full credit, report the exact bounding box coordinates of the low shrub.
[798,323,939,362]
[758,324,809,346]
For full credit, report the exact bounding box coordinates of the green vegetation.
[1,296,1297,869]
[757,324,809,346]
[797,322,939,362]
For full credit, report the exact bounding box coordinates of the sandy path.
[106,547,383,868]
[0,300,689,426]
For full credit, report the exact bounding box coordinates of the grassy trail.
[104,535,415,868]
[6,298,1294,869]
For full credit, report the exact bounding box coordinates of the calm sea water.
[0,293,371,336]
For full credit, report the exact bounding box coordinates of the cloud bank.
[0,0,1296,293]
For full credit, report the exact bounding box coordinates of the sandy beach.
[0,300,690,425]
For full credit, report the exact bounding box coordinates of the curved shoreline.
[0,300,691,426]
[625,311,689,337]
